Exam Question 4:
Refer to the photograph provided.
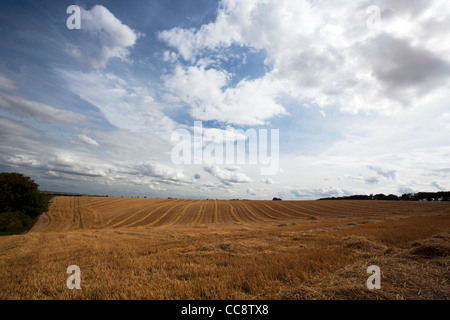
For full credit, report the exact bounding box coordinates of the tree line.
[318,191,450,201]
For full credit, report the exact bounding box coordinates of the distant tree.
[386,194,399,201]
[417,192,434,201]
[437,191,450,199]
[347,195,372,200]
[373,194,387,200]
[401,193,414,201]
[272,197,282,201]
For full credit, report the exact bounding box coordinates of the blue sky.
[1,0,450,199]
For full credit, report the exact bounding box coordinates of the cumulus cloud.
[204,164,251,186]
[70,5,141,69]
[163,65,286,125]
[3,1,450,199]
[361,34,450,104]
[125,162,193,185]
[159,0,450,119]
[289,186,346,200]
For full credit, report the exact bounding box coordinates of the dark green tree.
[0,172,50,234]
[386,194,399,201]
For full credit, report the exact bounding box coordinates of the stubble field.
[0,196,449,300]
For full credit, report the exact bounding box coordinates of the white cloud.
[160,0,450,118]
[70,5,141,69]
[3,151,113,179]
[288,186,346,200]
[59,70,176,136]
[3,1,450,200]
[2,137,193,188]
[270,95,450,199]
[163,65,286,125]
[78,134,99,147]
[5,154,40,168]
[126,162,193,185]
[158,28,198,62]
[47,155,109,177]
[204,164,251,186]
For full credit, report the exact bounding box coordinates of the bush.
[0,172,50,235]
[0,211,34,235]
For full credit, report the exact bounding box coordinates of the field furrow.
[174,201,202,226]
[227,201,242,223]
[104,199,168,226]
[145,200,192,227]
[232,201,259,222]
[118,200,184,228]
[40,197,450,233]
[269,201,317,218]
[198,201,215,225]
[164,200,197,227]
[242,201,278,221]
[258,202,295,219]
[3,196,450,300]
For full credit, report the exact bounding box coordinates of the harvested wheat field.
[0,197,449,300]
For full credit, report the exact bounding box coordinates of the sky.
[0,0,449,200]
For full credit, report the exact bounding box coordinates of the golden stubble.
[0,197,449,300]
